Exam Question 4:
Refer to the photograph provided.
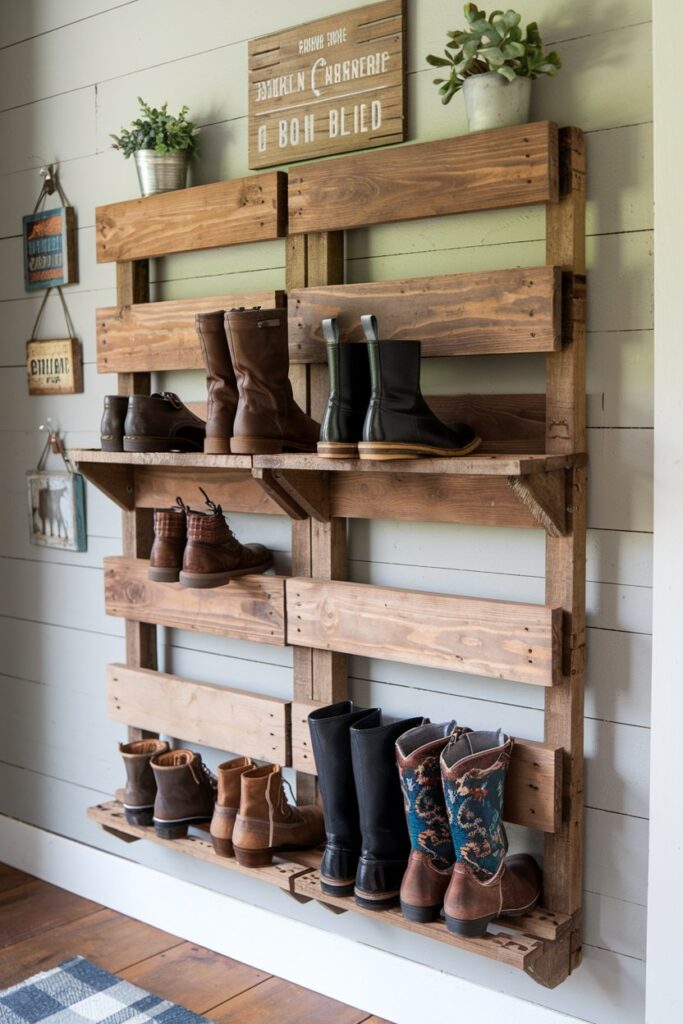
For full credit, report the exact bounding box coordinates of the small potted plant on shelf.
[111,97,200,197]
[426,4,561,133]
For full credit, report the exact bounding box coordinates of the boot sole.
[148,566,181,583]
[101,436,124,453]
[320,876,356,897]
[354,886,401,911]
[317,441,358,459]
[400,901,443,923]
[123,436,204,453]
[123,806,154,827]
[204,438,232,455]
[230,437,318,455]
[444,913,496,937]
[178,557,273,588]
[211,836,235,858]
[357,437,482,460]
[153,815,212,839]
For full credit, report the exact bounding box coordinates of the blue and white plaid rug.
[0,956,212,1023]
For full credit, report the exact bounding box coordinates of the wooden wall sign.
[23,206,77,290]
[26,338,83,395]
[248,0,406,169]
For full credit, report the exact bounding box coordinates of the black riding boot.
[308,701,378,896]
[318,318,372,458]
[351,714,424,909]
[357,314,481,460]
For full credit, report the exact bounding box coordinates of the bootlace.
[198,488,240,549]
[278,776,302,822]
[174,496,189,515]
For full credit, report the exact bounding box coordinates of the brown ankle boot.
[195,310,238,455]
[225,307,320,454]
[232,764,325,867]
[151,748,216,839]
[119,738,169,825]
[210,756,254,857]
[179,489,272,588]
[148,499,188,582]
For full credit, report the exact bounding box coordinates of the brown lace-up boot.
[179,489,272,588]
[148,498,188,582]
[119,738,169,826]
[151,748,216,839]
[210,756,254,857]
[195,310,238,454]
[225,307,320,454]
[232,764,325,867]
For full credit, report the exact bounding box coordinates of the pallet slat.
[285,579,561,686]
[97,292,284,373]
[104,557,286,645]
[107,664,290,763]
[289,121,558,233]
[291,701,561,832]
[96,173,287,263]
[289,267,561,361]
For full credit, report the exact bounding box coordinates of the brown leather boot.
[195,310,238,455]
[101,395,128,452]
[232,764,325,867]
[396,721,468,922]
[179,489,272,588]
[210,756,254,857]
[151,748,216,839]
[225,307,320,454]
[123,392,206,453]
[119,738,169,826]
[148,498,188,582]
[441,730,542,937]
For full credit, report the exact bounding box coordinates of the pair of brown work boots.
[197,306,319,454]
[119,741,323,861]
[148,489,271,588]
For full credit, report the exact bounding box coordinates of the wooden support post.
[117,259,158,742]
[543,126,586,978]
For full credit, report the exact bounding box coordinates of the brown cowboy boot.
[210,756,254,858]
[179,489,272,588]
[119,738,169,826]
[195,310,239,454]
[148,498,188,582]
[151,748,216,839]
[225,307,320,454]
[441,730,542,937]
[232,764,325,867]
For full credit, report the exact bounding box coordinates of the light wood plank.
[104,557,286,645]
[289,121,558,233]
[97,291,283,373]
[286,579,562,686]
[107,663,290,763]
[288,267,561,362]
[96,173,287,262]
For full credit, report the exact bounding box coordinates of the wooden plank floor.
[0,864,392,1023]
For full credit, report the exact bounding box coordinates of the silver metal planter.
[134,150,189,197]
[462,72,532,133]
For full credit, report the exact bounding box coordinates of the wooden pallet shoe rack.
[78,119,586,990]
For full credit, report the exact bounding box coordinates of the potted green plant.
[111,97,200,197]
[426,5,561,133]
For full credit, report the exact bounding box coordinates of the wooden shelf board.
[88,801,570,985]
[254,452,586,477]
[71,450,251,469]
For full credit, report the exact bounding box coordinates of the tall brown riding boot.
[232,764,325,867]
[441,730,542,936]
[179,489,272,588]
[225,307,320,454]
[195,310,239,454]
[148,498,188,582]
[151,748,216,839]
[119,738,169,826]
[210,756,254,858]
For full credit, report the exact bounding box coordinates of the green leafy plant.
[427,4,561,104]
[111,97,200,158]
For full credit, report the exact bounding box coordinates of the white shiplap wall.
[0,2,652,1021]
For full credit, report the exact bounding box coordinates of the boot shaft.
[440,729,512,880]
[215,756,253,807]
[195,310,238,446]
[320,319,372,445]
[120,738,169,806]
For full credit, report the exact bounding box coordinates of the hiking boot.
[151,748,216,839]
[178,489,272,588]
[210,756,254,858]
[232,764,324,867]
[148,498,188,582]
[119,738,169,826]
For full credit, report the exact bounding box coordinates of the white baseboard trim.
[0,817,584,1024]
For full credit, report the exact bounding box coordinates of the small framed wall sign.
[22,206,78,290]
[248,0,406,169]
[26,338,83,395]
[27,469,86,551]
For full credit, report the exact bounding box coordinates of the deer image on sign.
[248,0,406,169]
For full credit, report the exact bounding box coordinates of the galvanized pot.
[134,149,189,197]
[462,72,532,133]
